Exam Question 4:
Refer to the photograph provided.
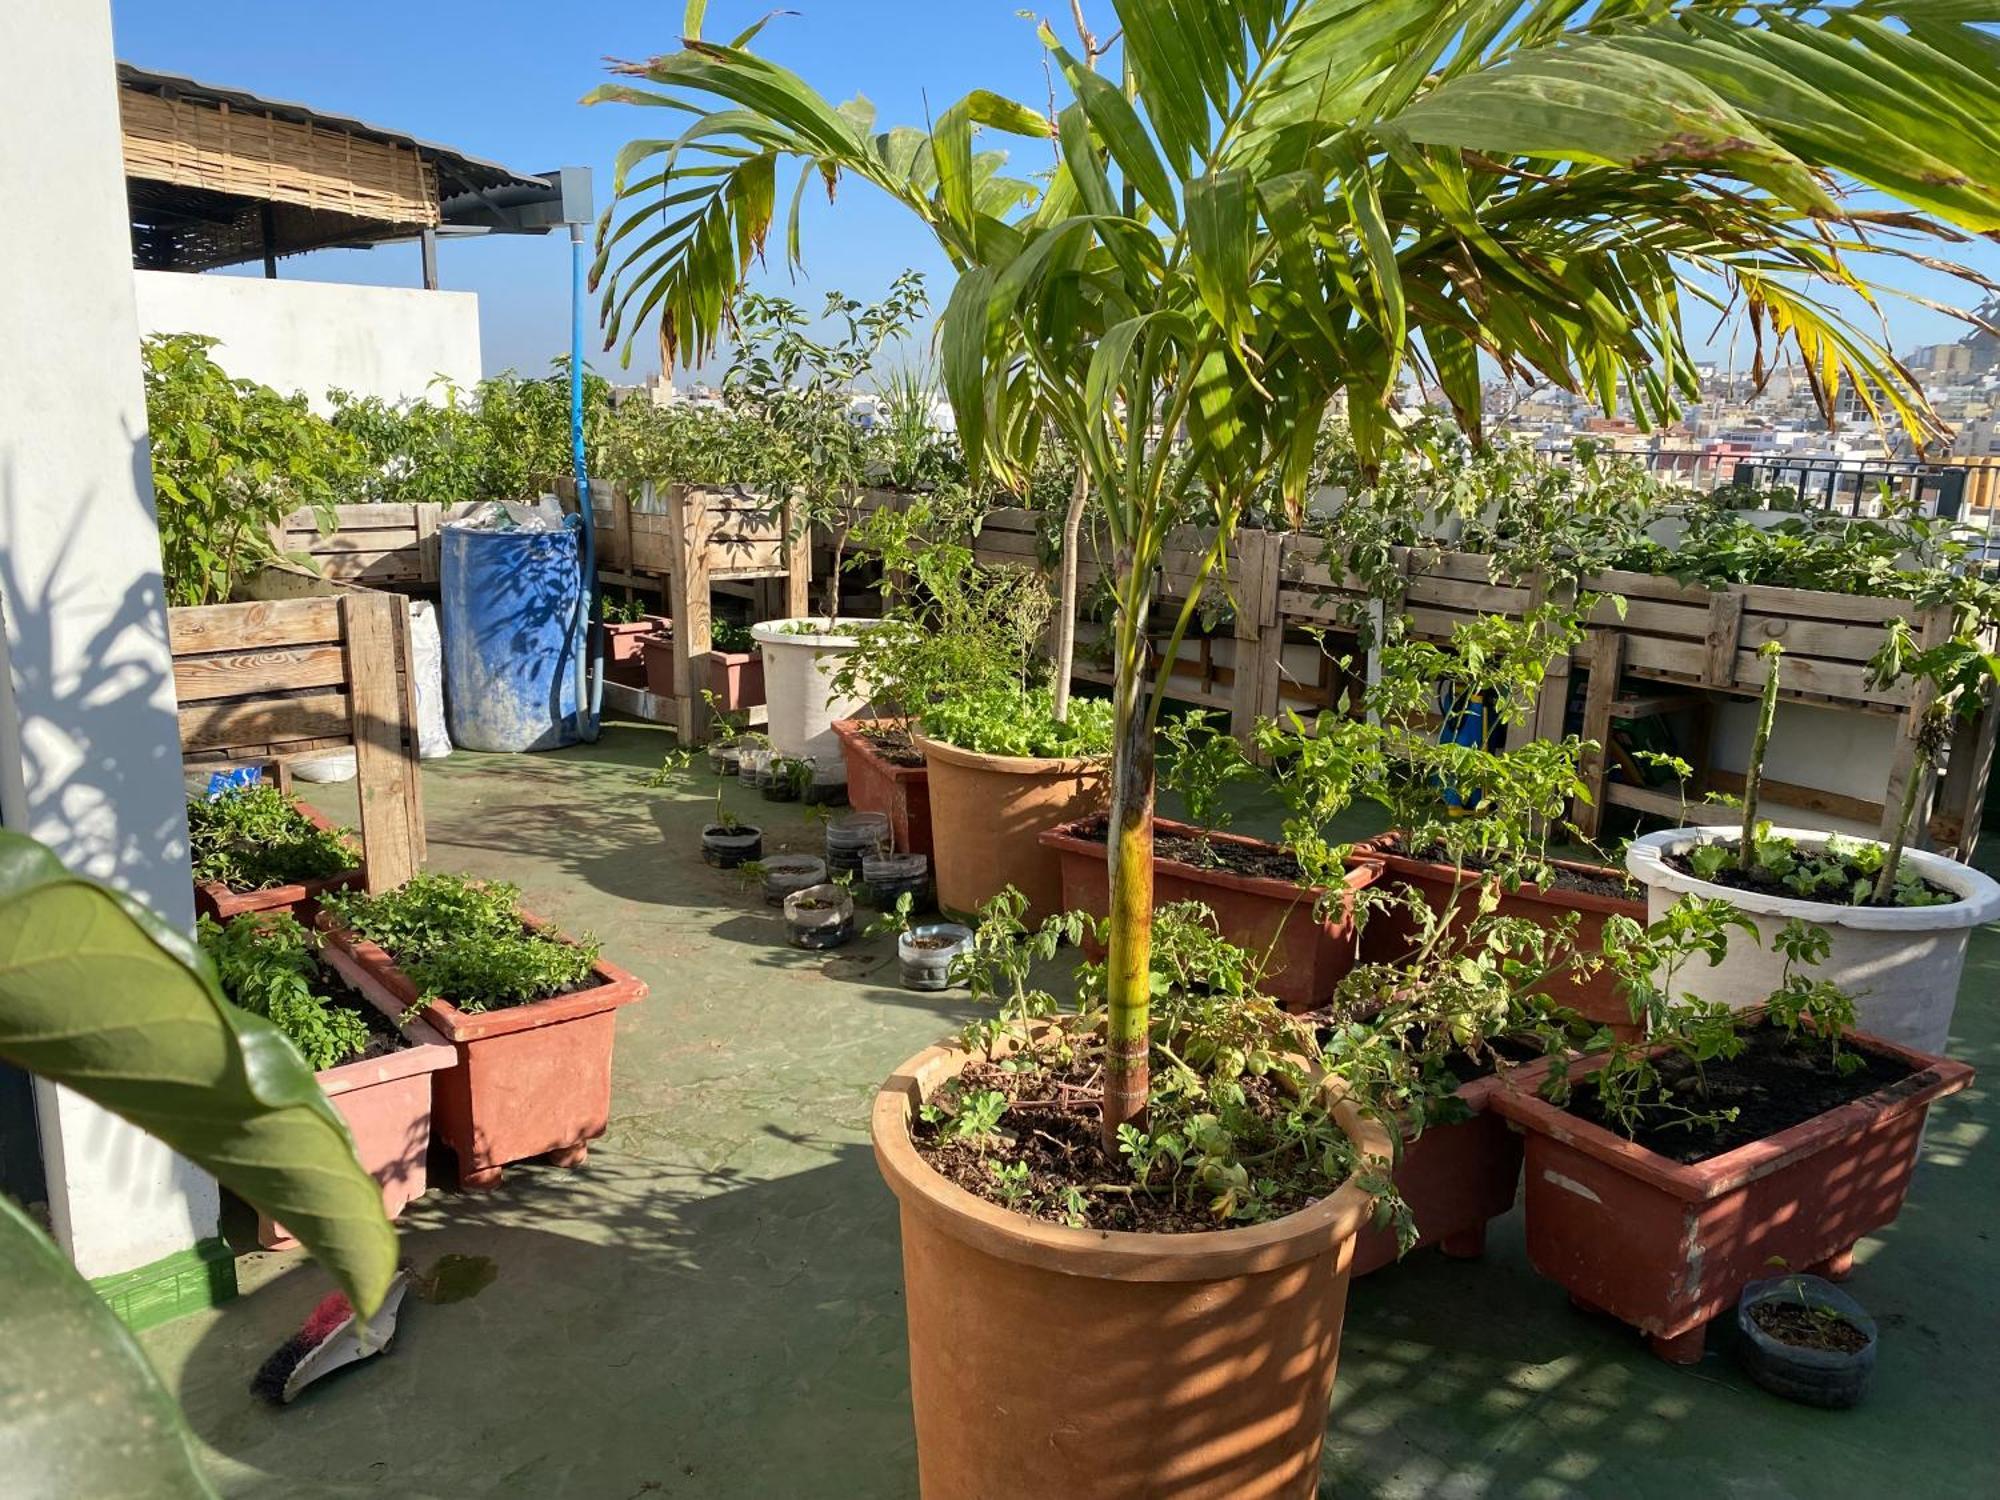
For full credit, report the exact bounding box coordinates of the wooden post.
[1229,530,1284,749]
[665,483,714,742]
[1574,628,1626,839]
[782,498,812,619]
[1880,604,1955,845]
[1934,694,2000,858]
[1704,591,1746,688]
[340,592,422,891]
[414,504,441,587]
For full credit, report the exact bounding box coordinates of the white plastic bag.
[407,600,452,759]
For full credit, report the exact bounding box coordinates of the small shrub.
[198,912,372,1072]
[187,786,359,893]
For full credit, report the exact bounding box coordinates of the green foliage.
[198,912,371,1072]
[186,785,359,893]
[1159,709,1256,835]
[710,617,756,653]
[1687,826,1952,909]
[322,873,600,1014]
[0,829,396,1498]
[144,334,360,606]
[921,686,1114,760]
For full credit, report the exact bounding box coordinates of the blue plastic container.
[439,519,582,752]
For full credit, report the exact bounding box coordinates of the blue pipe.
[570,223,601,742]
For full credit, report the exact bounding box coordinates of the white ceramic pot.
[751,618,874,780]
[1626,826,2000,1054]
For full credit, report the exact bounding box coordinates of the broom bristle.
[250,1291,353,1405]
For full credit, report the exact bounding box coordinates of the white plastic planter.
[751,618,874,781]
[1626,826,2000,1054]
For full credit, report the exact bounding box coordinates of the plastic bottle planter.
[899,923,973,991]
[826,811,892,882]
[1736,1275,1878,1409]
[864,852,931,910]
[784,883,854,950]
[762,757,810,804]
[708,740,743,778]
[762,854,828,906]
[702,822,764,869]
[802,761,850,809]
[737,745,772,792]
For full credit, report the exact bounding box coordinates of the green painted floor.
[142,723,2000,1498]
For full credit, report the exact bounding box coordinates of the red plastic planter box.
[834,719,932,858]
[1358,838,1646,1038]
[320,910,648,1190]
[255,951,456,1249]
[1489,1031,1973,1364]
[603,619,661,688]
[192,801,363,922]
[708,648,765,713]
[1348,1073,1525,1278]
[1040,816,1377,1012]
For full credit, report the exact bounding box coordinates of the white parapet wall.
[134,269,483,409]
[0,0,221,1280]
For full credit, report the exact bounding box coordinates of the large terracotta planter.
[873,1038,1391,1500]
[1041,816,1376,1011]
[255,950,456,1250]
[833,719,931,859]
[192,801,362,922]
[321,910,648,1189]
[1347,1072,1524,1277]
[1358,840,1646,1038]
[1490,1030,1973,1364]
[1628,826,2000,1054]
[913,732,1106,921]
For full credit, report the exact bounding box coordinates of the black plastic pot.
[1736,1275,1877,1409]
[701,823,764,869]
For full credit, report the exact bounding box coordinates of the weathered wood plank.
[178,689,350,753]
[342,593,421,892]
[174,645,347,703]
[168,599,342,654]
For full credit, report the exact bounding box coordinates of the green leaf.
[1186,168,1253,339]
[0,1197,216,1499]
[0,830,396,1319]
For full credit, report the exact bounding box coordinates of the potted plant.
[188,783,362,920]
[784,881,855,949]
[1627,642,2000,1053]
[873,896,1394,1498]
[1045,708,1378,1010]
[1736,1272,1879,1408]
[601,596,667,688]
[915,686,1112,920]
[199,911,455,1246]
[751,616,877,777]
[707,617,766,712]
[318,873,648,1189]
[870,891,975,992]
[1490,902,1974,1364]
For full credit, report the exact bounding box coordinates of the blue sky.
[111,1,1998,386]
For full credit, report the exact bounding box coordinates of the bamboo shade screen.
[121,91,440,226]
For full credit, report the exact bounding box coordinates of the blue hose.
[570,224,601,742]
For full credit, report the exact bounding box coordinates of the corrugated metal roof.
[117,63,548,199]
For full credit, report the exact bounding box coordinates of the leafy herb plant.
[187,786,359,893]
[198,912,374,1072]
[921,686,1114,760]
[321,874,600,1014]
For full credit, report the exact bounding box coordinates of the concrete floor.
[142,723,2000,1499]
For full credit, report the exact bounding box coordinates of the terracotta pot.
[1041,816,1376,1011]
[254,960,456,1249]
[192,801,363,922]
[914,732,1106,921]
[602,619,656,665]
[320,910,649,1190]
[1347,1072,1525,1277]
[872,1038,1392,1500]
[708,649,766,713]
[1357,838,1645,1038]
[639,631,675,696]
[1489,1030,1972,1364]
[833,718,932,859]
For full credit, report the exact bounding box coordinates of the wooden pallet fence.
[171,592,425,891]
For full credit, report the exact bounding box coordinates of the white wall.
[0,0,219,1277]
[134,270,482,410]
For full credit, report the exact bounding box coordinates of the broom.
[252,1267,413,1405]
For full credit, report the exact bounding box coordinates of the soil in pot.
[1748,1299,1870,1354]
[915,1053,1327,1234]
[784,885,854,949]
[1662,839,1956,907]
[1068,811,1303,882]
[860,721,926,770]
[898,923,970,991]
[1562,1022,1911,1165]
[1379,835,1634,902]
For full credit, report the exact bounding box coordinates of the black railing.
[1726,456,1970,519]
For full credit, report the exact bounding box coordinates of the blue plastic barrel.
[439,520,582,752]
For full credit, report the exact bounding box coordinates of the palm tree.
[589,0,2000,1149]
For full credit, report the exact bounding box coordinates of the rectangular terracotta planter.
[255,950,457,1249]
[1041,816,1377,1012]
[1357,839,1646,1038]
[641,630,676,697]
[320,909,648,1190]
[833,718,932,859]
[1347,1073,1525,1278]
[1489,1030,1973,1364]
[192,801,363,922]
[708,648,765,713]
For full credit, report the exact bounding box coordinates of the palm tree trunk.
[1050,467,1088,720]
[1101,573,1154,1153]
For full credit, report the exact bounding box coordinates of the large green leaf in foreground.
[0,1194,216,1499]
[0,830,396,1316]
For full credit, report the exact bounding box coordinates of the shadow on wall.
[0,438,189,889]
